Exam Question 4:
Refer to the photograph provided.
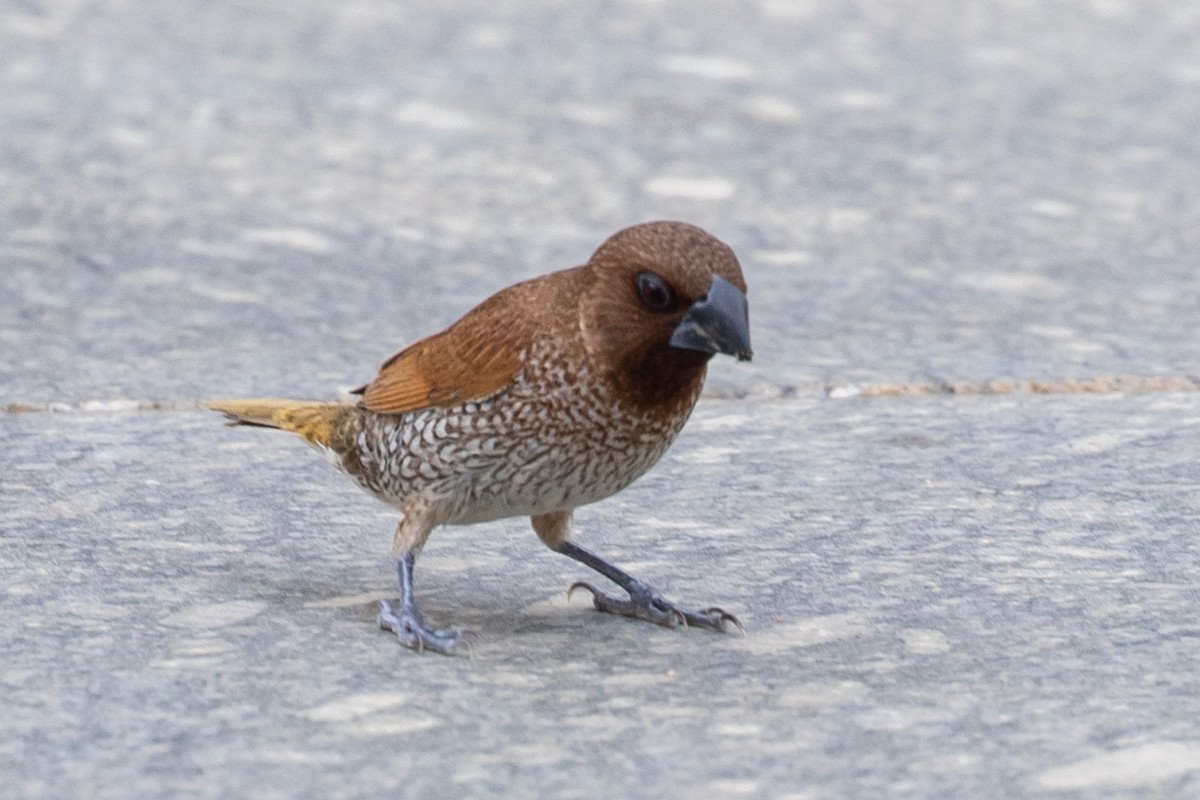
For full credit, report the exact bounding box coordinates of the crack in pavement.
[4,374,1200,414]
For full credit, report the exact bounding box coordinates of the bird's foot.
[377,600,475,656]
[568,580,743,634]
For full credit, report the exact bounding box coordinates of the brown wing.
[357,273,574,415]
[359,325,524,414]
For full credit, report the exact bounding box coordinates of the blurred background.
[3,0,1199,406]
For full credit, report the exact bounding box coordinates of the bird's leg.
[556,540,742,633]
[377,553,474,656]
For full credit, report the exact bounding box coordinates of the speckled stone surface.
[4,0,1200,797]
[5,396,1200,798]
[3,0,1200,404]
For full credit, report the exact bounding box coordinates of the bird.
[209,220,752,655]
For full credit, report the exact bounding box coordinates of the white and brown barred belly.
[328,343,704,526]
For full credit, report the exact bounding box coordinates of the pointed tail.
[207,399,351,449]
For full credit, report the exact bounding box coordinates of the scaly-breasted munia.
[210,221,751,655]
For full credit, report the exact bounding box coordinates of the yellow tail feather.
[207,399,349,449]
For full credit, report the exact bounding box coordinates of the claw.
[690,606,745,634]
[377,599,474,656]
[566,578,738,634]
[567,581,601,606]
[723,612,746,635]
[661,601,687,628]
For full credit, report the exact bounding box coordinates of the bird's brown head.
[580,221,751,409]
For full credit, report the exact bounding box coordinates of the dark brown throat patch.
[620,345,711,412]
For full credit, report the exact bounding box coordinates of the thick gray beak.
[669,275,753,362]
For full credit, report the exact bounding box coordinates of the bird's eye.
[635,271,675,312]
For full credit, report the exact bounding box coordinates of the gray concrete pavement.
[4,0,1200,798]
[3,0,1200,403]
[6,396,1200,798]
